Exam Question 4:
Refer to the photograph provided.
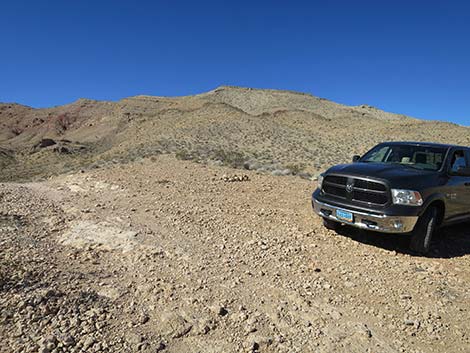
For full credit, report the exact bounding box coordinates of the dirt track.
[1,155,469,352]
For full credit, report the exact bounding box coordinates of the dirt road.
[1,155,469,352]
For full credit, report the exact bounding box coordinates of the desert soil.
[1,155,469,353]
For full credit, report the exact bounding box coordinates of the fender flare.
[420,193,446,221]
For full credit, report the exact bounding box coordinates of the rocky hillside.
[1,86,469,181]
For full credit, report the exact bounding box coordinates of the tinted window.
[361,144,447,171]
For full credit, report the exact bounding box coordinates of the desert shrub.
[284,163,305,175]
[175,150,194,161]
[212,149,245,168]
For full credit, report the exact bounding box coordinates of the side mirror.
[352,155,361,163]
[455,167,470,177]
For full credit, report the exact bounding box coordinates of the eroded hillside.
[1,86,469,182]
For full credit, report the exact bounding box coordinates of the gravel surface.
[1,155,469,352]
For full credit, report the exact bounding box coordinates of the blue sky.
[1,0,469,125]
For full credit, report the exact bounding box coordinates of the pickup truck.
[312,141,470,254]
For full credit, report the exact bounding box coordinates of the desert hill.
[2,87,470,352]
[1,86,469,181]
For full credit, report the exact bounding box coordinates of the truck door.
[445,149,470,220]
[463,149,470,215]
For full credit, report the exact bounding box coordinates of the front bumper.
[312,196,419,234]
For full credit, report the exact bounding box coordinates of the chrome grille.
[322,175,389,205]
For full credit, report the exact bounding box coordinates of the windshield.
[360,144,447,171]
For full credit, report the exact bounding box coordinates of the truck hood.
[325,162,439,189]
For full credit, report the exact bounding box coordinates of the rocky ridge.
[1,86,469,182]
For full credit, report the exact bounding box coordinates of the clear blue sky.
[1,0,469,125]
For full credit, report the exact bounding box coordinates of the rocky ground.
[1,155,469,352]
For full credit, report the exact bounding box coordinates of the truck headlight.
[317,174,324,190]
[391,189,423,206]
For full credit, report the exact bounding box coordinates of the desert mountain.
[1,86,469,181]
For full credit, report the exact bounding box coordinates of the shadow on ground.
[335,222,470,259]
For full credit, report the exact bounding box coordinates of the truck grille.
[322,175,389,205]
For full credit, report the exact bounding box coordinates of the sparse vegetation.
[211,149,246,168]
[175,150,194,161]
[1,86,470,182]
[284,163,306,175]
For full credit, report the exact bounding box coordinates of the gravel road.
[1,155,469,352]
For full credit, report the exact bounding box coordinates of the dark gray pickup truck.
[312,141,470,254]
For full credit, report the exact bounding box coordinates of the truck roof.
[381,141,468,149]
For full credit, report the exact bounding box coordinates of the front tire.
[410,206,438,255]
[323,218,339,231]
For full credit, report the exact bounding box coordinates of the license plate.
[336,209,353,223]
